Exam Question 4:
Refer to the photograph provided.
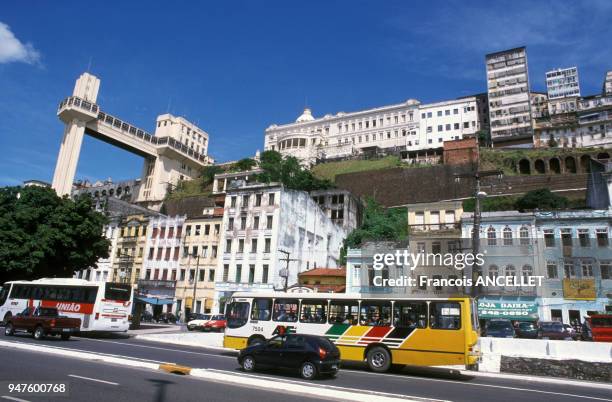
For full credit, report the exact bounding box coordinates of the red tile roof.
[298,268,346,277]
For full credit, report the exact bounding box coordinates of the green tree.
[515,188,569,211]
[232,158,257,172]
[255,150,333,191]
[0,186,110,283]
[339,199,407,265]
[200,165,224,186]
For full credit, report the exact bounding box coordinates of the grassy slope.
[311,156,403,181]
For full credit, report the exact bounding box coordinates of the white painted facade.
[264,97,480,165]
[141,215,187,282]
[546,67,581,100]
[486,47,533,146]
[212,183,347,313]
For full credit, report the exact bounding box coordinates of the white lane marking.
[2,339,166,364]
[204,368,447,402]
[72,337,236,360]
[341,369,612,401]
[2,396,31,402]
[67,375,119,386]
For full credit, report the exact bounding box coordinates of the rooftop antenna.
[166,96,173,113]
[86,56,93,73]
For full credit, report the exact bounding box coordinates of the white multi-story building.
[213,182,347,313]
[486,47,533,146]
[142,215,186,282]
[264,96,480,165]
[603,71,612,95]
[546,67,581,100]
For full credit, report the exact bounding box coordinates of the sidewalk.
[128,323,186,336]
[135,331,224,348]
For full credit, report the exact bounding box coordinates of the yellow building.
[166,195,225,316]
[112,214,153,284]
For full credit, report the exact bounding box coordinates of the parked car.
[588,315,612,342]
[484,319,516,338]
[537,321,573,340]
[203,315,226,332]
[187,314,212,331]
[238,334,341,380]
[515,322,538,339]
[4,307,81,340]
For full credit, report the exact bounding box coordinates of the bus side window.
[250,298,272,321]
[430,302,461,330]
[272,299,299,322]
[328,301,358,325]
[393,302,427,328]
[360,301,392,327]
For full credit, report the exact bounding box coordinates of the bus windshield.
[226,301,249,328]
[104,283,132,301]
[0,284,10,306]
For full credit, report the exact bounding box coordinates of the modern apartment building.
[603,71,611,95]
[486,47,533,146]
[213,181,347,313]
[546,67,581,100]
[263,96,481,165]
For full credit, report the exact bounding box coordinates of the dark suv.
[484,319,516,338]
[537,321,573,340]
[238,334,340,380]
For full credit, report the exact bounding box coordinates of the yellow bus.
[223,292,481,372]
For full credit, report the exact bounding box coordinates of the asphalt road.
[1,332,610,402]
[0,347,330,402]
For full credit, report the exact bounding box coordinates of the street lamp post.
[454,169,503,298]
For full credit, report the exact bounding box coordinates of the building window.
[596,228,609,247]
[264,238,271,253]
[269,193,275,205]
[547,261,558,279]
[208,269,215,282]
[488,265,499,280]
[262,265,269,284]
[561,228,572,247]
[228,218,234,230]
[253,216,260,229]
[255,194,262,206]
[578,229,590,247]
[240,217,246,230]
[564,261,576,278]
[230,196,236,207]
[214,224,220,235]
[242,195,249,207]
[519,226,530,245]
[416,242,426,253]
[601,261,611,280]
[431,241,441,254]
[522,265,533,280]
[503,226,513,246]
[505,265,516,278]
[235,264,242,283]
[180,269,186,281]
[204,225,210,235]
[199,270,205,282]
[225,239,232,253]
[238,239,244,253]
[212,245,217,258]
[487,226,497,246]
[248,265,255,283]
[266,215,273,229]
[251,238,258,253]
[544,229,555,247]
[581,260,594,278]
[223,264,229,282]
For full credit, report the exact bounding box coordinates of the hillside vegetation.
[312,156,405,181]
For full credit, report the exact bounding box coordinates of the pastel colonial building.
[213,181,348,313]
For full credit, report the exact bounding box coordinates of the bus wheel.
[367,346,391,372]
[248,336,265,346]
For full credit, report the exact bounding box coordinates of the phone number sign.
[478,301,538,320]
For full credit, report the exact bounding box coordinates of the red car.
[203,315,226,332]
[4,307,81,340]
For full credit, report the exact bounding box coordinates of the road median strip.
[0,339,438,402]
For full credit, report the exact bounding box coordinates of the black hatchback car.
[238,334,340,380]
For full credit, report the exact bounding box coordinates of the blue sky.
[1,0,611,186]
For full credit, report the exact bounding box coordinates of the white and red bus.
[0,278,133,333]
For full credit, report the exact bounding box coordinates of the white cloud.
[0,22,41,65]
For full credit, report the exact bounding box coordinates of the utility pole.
[190,252,201,314]
[278,249,298,292]
[454,169,503,298]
